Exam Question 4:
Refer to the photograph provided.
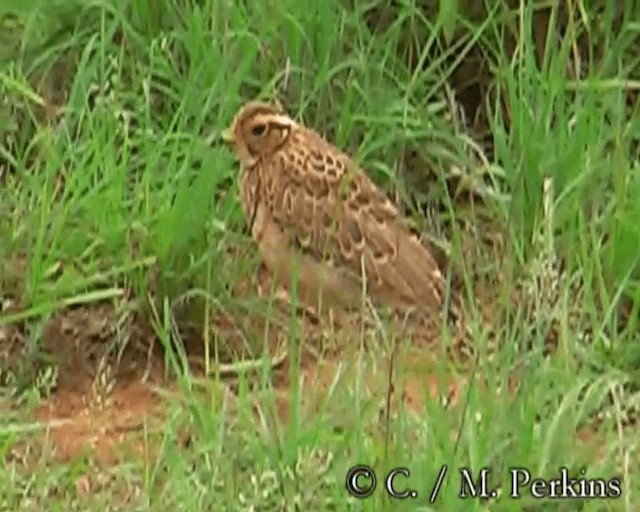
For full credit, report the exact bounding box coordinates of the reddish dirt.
[3,303,168,467]
[33,380,164,466]
[3,293,468,467]
[0,266,618,469]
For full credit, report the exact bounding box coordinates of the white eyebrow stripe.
[271,114,295,127]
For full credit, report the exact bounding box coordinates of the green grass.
[1,0,640,510]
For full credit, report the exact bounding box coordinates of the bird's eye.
[251,124,267,136]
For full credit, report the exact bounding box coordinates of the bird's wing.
[261,130,447,313]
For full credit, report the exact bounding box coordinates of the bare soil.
[2,285,605,470]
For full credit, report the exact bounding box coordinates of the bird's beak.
[221,128,235,144]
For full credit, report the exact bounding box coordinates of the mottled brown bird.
[221,101,464,334]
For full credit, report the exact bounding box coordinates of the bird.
[221,101,466,341]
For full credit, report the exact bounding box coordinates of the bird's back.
[254,124,454,319]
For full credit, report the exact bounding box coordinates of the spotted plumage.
[222,101,467,342]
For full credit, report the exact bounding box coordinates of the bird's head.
[221,101,294,168]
